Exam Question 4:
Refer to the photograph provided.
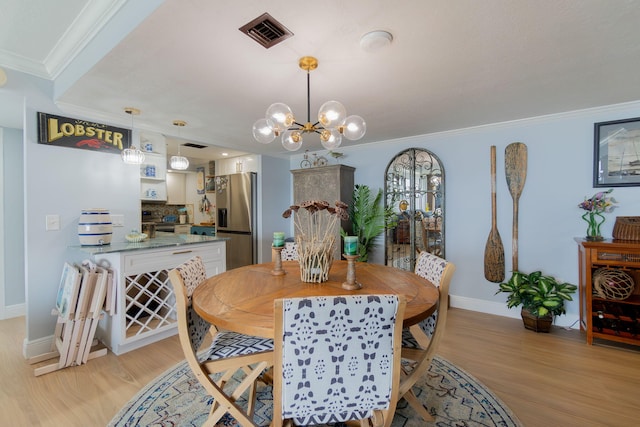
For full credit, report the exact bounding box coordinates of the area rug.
[109,356,522,426]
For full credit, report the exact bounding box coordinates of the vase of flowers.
[283,200,349,283]
[578,189,617,241]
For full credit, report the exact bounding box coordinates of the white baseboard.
[450,294,521,319]
[2,302,25,319]
[449,294,581,329]
[23,335,55,360]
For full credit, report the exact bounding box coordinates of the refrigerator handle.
[218,208,227,228]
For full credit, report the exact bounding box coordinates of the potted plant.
[341,184,396,262]
[496,271,577,332]
[578,188,617,241]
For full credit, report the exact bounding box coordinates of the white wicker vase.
[296,235,335,283]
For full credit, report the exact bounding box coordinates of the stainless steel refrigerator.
[216,172,257,270]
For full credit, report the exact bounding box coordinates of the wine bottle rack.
[124,270,176,338]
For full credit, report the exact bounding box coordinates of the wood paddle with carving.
[505,142,527,273]
[484,146,505,282]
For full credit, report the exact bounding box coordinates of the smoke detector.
[360,30,393,52]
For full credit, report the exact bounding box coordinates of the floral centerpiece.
[283,200,348,283]
[578,189,617,241]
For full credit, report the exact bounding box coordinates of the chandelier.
[121,107,145,164]
[170,120,189,170]
[252,56,366,152]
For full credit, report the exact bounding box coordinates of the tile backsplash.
[141,203,190,222]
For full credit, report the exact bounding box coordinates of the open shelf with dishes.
[139,131,167,201]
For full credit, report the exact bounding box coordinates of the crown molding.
[47,0,129,79]
[0,0,128,80]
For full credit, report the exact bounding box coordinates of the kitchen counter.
[70,231,228,255]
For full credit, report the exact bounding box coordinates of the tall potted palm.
[342,184,396,262]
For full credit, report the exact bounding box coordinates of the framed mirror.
[384,148,445,271]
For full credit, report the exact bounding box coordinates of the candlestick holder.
[342,254,362,290]
[271,246,286,276]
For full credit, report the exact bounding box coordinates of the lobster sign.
[38,112,131,155]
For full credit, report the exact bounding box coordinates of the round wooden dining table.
[192,260,439,339]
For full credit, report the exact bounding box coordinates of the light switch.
[45,215,60,231]
[111,214,124,227]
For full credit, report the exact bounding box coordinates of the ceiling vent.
[239,13,293,49]
[183,142,207,149]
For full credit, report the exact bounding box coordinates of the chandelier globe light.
[253,56,366,152]
[121,107,145,164]
[170,120,189,170]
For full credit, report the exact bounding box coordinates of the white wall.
[288,101,640,327]
[257,155,292,263]
[2,127,25,315]
[23,101,141,357]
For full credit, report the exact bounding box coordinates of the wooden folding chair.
[399,250,456,422]
[169,256,274,426]
[272,294,406,427]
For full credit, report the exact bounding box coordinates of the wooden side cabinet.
[576,238,640,346]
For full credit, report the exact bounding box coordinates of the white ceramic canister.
[78,209,113,245]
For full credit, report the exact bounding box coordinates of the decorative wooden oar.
[484,146,505,282]
[505,142,528,272]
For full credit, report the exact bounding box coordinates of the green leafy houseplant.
[342,184,396,262]
[496,271,577,318]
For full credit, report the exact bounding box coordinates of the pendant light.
[121,107,145,164]
[253,56,366,152]
[170,120,189,170]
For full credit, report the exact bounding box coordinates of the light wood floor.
[2,308,639,427]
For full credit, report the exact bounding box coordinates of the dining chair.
[272,294,407,427]
[399,250,456,422]
[280,241,299,261]
[168,256,274,427]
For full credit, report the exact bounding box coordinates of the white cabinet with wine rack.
[94,241,225,354]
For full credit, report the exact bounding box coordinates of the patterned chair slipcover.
[402,251,448,346]
[169,256,273,426]
[280,241,299,261]
[174,256,273,356]
[274,295,405,427]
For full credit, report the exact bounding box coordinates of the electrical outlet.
[111,214,124,227]
[45,214,60,231]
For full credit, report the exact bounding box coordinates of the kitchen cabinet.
[291,165,355,260]
[91,239,226,354]
[166,172,186,205]
[139,132,167,201]
[576,238,640,347]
